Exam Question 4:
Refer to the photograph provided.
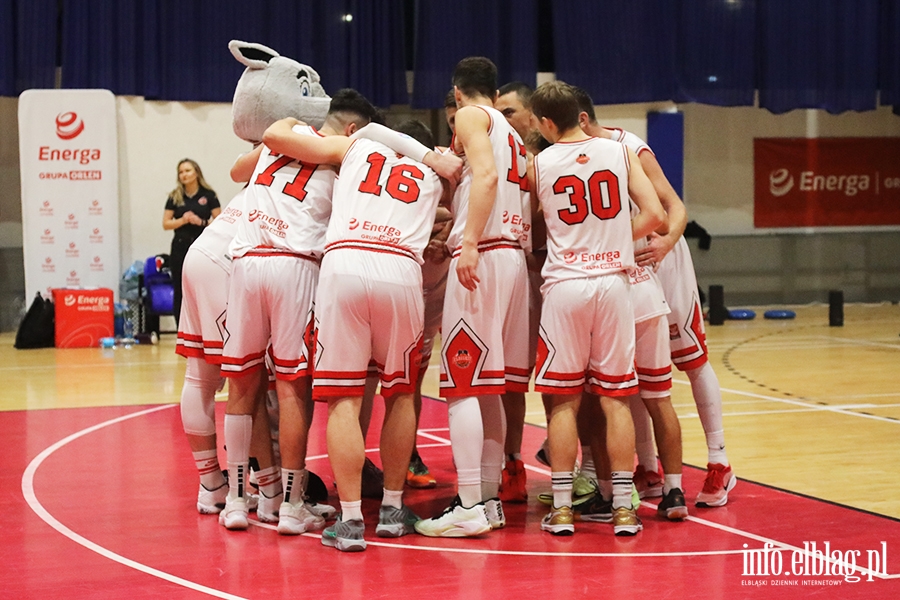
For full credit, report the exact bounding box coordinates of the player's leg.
[541,393,580,536]
[181,356,227,513]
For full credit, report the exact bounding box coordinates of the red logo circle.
[56,112,85,140]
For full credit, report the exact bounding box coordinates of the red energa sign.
[754,138,900,228]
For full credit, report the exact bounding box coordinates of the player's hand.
[635,232,675,269]
[456,244,480,291]
[426,151,463,185]
[278,117,302,129]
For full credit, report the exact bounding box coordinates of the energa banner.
[19,89,120,300]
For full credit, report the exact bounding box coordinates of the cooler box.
[52,288,114,348]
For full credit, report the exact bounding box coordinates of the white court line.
[21,403,899,581]
[815,335,900,351]
[672,380,900,425]
[21,404,248,600]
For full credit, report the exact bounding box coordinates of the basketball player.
[262,116,460,551]
[415,57,532,538]
[530,81,667,536]
[573,87,735,507]
[176,189,280,520]
[217,90,378,535]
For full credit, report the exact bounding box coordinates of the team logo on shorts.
[669,323,681,340]
[576,153,589,165]
[453,349,472,369]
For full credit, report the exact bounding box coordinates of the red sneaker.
[695,463,736,507]
[633,465,663,499]
[498,458,528,503]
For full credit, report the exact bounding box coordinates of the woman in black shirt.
[162,159,221,325]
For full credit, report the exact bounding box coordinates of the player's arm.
[262,118,352,166]
[352,123,462,183]
[526,151,546,251]
[455,106,496,291]
[634,150,687,267]
[626,147,667,241]
[230,145,264,183]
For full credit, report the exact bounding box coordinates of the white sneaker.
[256,491,282,523]
[197,482,227,515]
[218,495,249,530]
[277,501,326,535]
[308,502,337,520]
[414,496,492,538]
[484,497,506,529]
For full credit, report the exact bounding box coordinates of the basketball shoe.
[657,487,689,520]
[484,497,506,529]
[376,505,420,538]
[695,463,736,507]
[406,452,437,489]
[633,464,664,499]
[218,494,250,530]
[499,457,527,503]
[575,492,613,523]
[612,506,642,536]
[277,500,326,535]
[414,496,492,537]
[322,516,367,552]
[256,490,282,523]
[541,506,575,536]
[197,482,227,514]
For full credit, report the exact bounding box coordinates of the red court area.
[5,398,899,599]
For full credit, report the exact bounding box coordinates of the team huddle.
[175,56,736,551]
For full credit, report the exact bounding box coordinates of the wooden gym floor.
[1,302,899,598]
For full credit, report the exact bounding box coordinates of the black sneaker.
[361,457,384,499]
[575,492,613,523]
[657,487,689,520]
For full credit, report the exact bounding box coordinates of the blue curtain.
[879,0,900,114]
[411,0,538,109]
[675,0,756,106]
[551,1,681,105]
[0,0,57,95]
[757,0,880,114]
[56,0,407,106]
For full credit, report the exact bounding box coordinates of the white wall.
[116,97,251,268]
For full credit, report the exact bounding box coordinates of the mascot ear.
[229,39,280,69]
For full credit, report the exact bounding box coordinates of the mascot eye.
[297,72,311,96]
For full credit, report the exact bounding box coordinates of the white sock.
[663,474,683,495]
[580,445,597,481]
[255,465,282,500]
[341,500,363,522]
[193,449,226,490]
[479,394,505,500]
[686,363,729,465]
[611,471,633,510]
[382,488,403,509]
[282,468,308,504]
[224,414,252,498]
[551,471,573,508]
[448,396,484,508]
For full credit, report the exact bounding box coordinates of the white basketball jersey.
[534,137,635,288]
[229,125,334,259]
[447,105,531,252]
[191,188,247,272]
[605,127,652,157]
[325,138,443,264]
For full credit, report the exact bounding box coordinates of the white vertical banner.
[19,89,120,301]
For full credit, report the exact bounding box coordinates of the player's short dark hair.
[452,57,497,100]
[327,88,379,128]
[394,120,435,150]
[444,89,457,110]
[531,81,581,132]
[498,81,534,108]
[571,85,597,124]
